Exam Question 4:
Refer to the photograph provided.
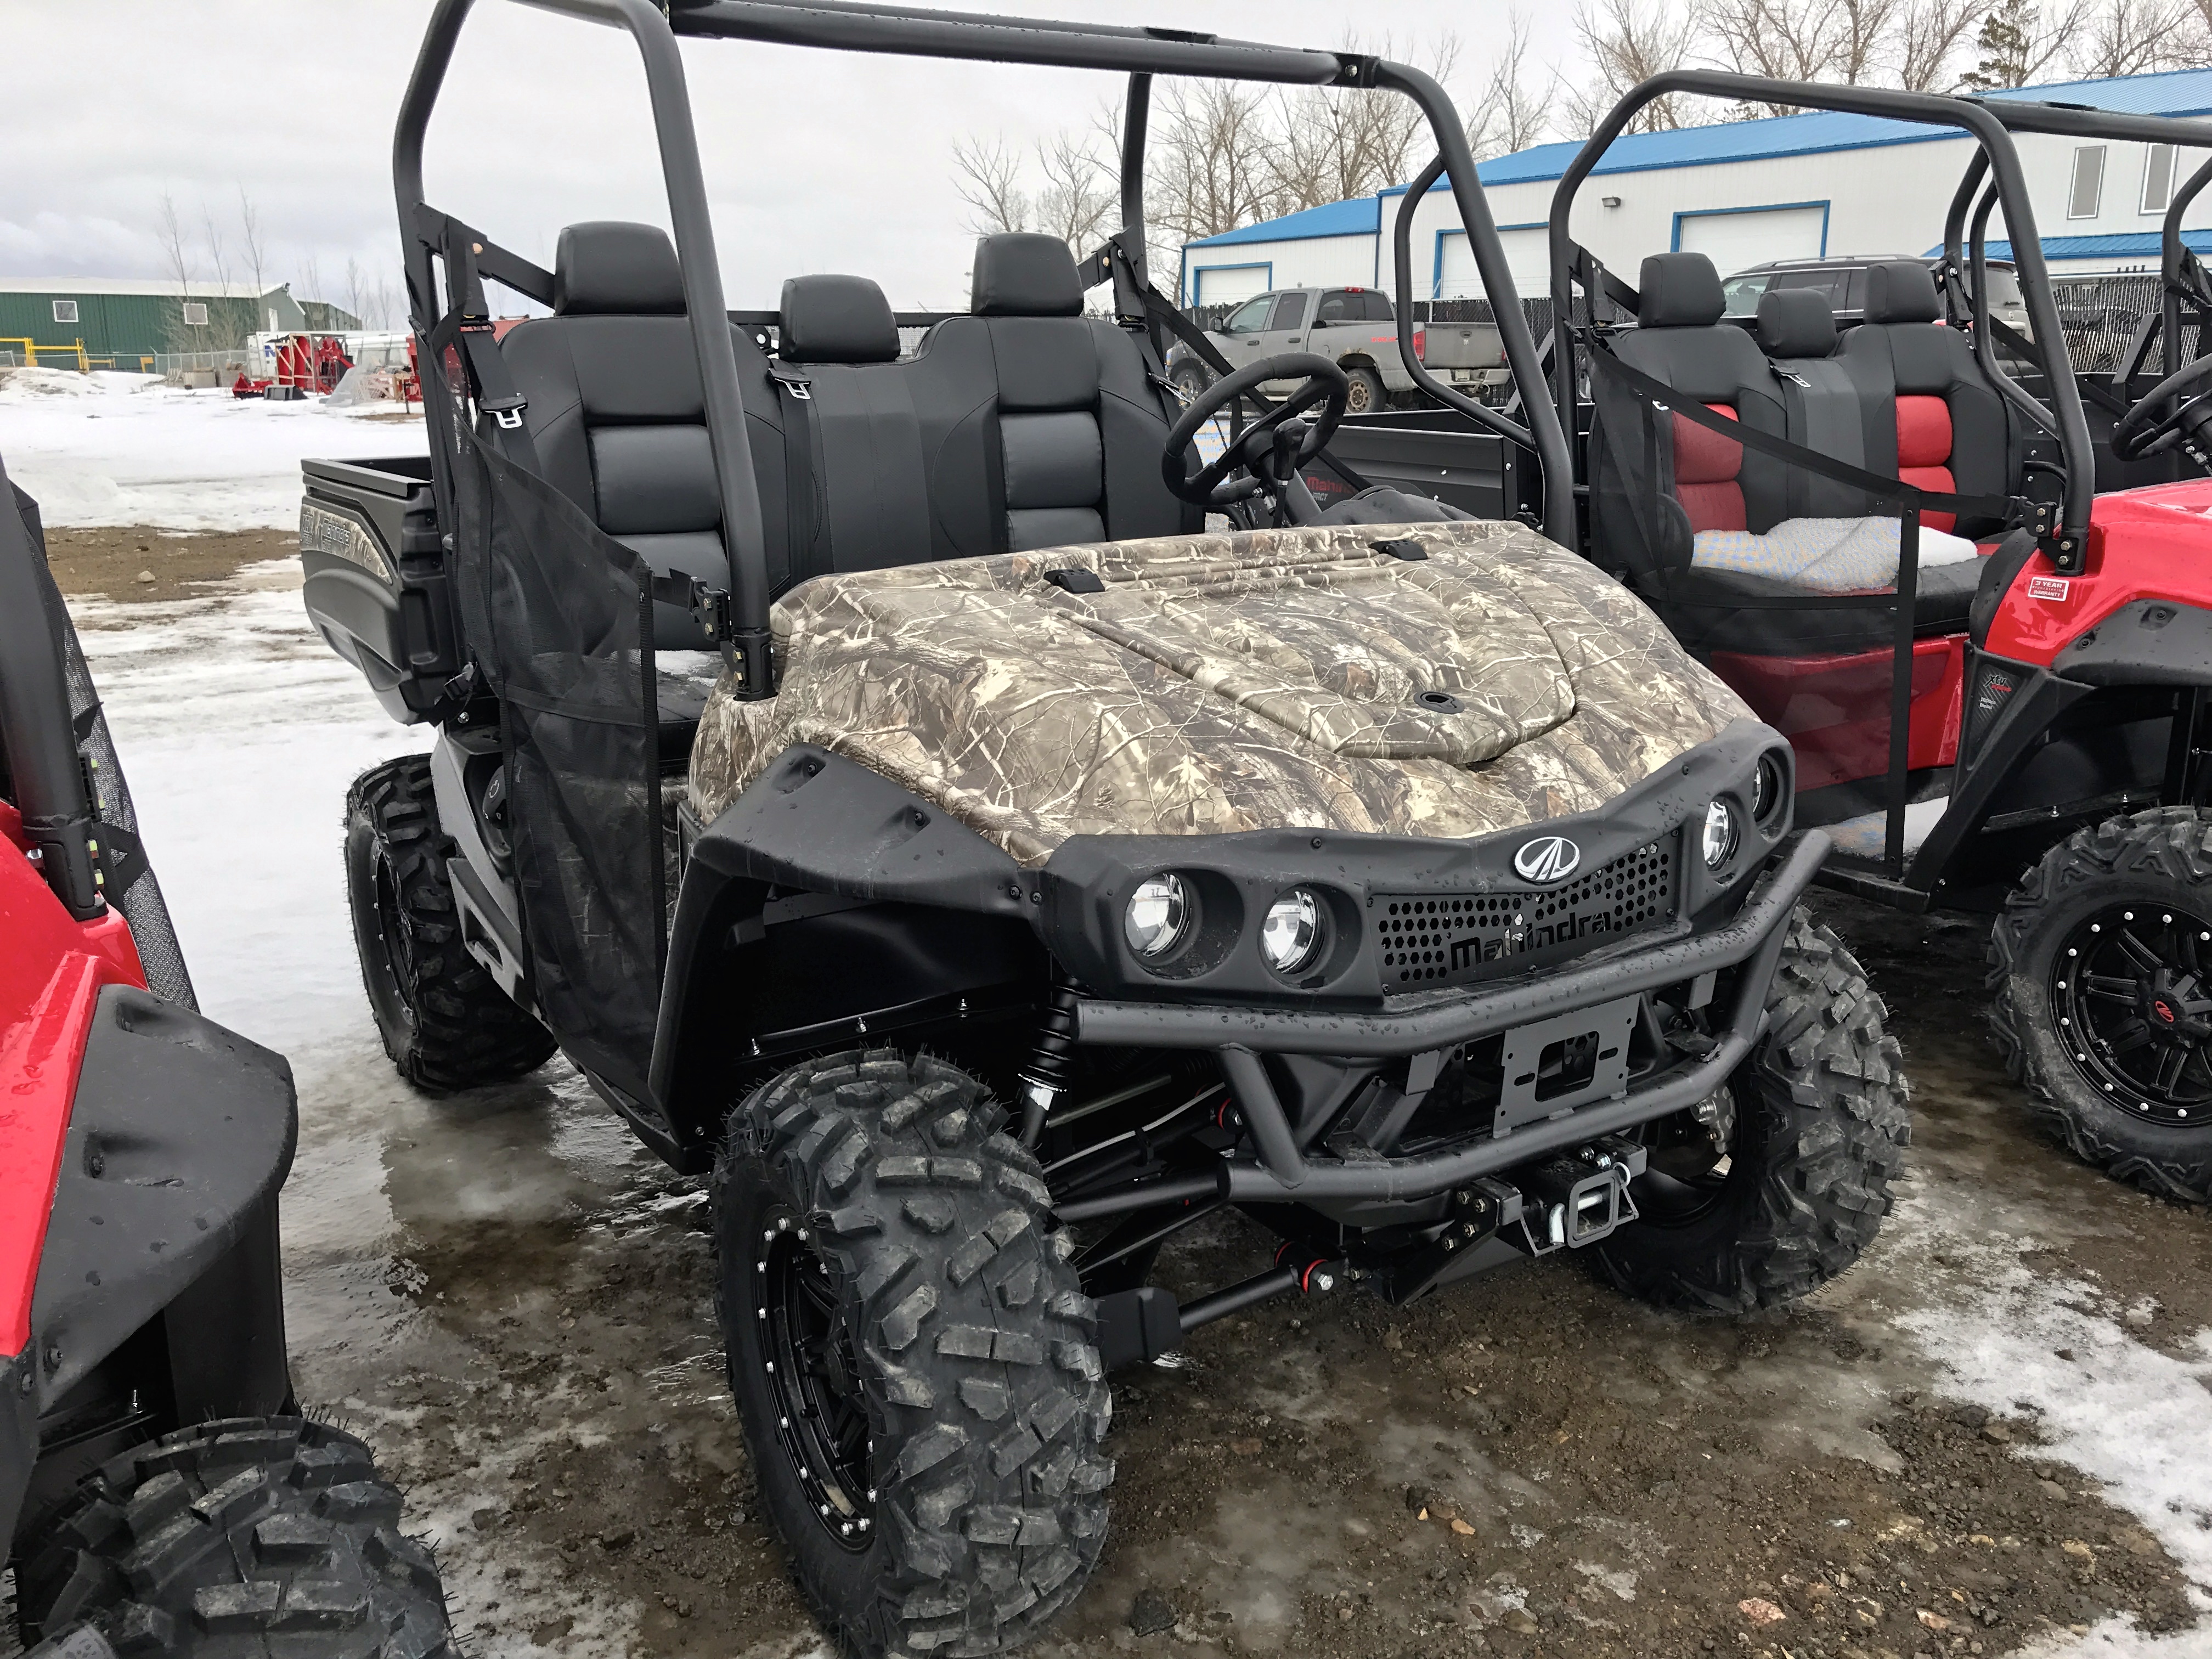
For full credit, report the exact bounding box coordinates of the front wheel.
[714,1050,1113,1658]
[1169,362,1210,403]
[1989,807,2212,1202]
[345,754,554,1093]
[1590,912,1911,1313]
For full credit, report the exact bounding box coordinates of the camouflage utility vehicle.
[303,3,1910,1654]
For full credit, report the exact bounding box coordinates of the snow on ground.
[0,368,424,531]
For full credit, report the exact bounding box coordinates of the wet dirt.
[41,524,295,606]
[281,898,2212,1659]
[64,567,2211,1659]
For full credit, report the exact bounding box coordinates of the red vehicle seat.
[1837,262,2015,538]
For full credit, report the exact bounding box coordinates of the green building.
[0,279,363,368]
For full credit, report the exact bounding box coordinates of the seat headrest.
[1756,287,1837,359]
[1864,261,1941,325]
[554,222,685,317]
[971,233,1084,318]
[780,274,899,364]
[1637,253,1725,329]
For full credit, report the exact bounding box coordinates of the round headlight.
[1261,888,1324,975]
[1752,753,1785,821]
[1125,873,1190,959]
[1701,799,1739,869]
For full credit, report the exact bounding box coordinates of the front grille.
[1375,835,1678,989]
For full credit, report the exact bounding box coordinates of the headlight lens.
[1702,800,1739,869]
[1752,753,1785,821]
[1125,873,1190,959]
[1261,888,1323,974]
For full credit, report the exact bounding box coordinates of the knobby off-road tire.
[1989,807,2212,1202]
[17,1418,452,1659]
[715,1050,1113,1658]
[344,754,553,1093]
[1591,911,1912,1313]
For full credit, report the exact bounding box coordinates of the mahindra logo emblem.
[1513,834,1581,884]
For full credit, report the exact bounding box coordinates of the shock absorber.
[1017,981,1081,1147]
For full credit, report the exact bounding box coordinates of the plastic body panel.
[1982,479,2212,670]
[300,455,457,723]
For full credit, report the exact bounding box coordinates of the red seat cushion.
[1897,395,1956,532]
[1673,404,1744,533]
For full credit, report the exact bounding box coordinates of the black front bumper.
[1057,830,1826,1215]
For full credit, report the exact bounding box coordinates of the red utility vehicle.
[1319,74,2212,1200]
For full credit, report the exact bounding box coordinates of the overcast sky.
[0,1,1579,314]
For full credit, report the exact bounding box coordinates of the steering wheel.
[2113,353,2212,463]
[1163,353,1351,507]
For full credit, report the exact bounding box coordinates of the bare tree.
[1896,0,1991,88]
[155,193,195,296]
[1699,0,1902,87]
[236,188,267,296]
[1564,0,1702,134]
[1272,35,1460,215]
[1147,80,1280,243]
[1032,131,1116,251]
[298,254,324,318]
[950,135,1031,235]
[1465,12,1557,159]
[345,256,369,330]
[367,275,400,332]
[2066,0,2198,76]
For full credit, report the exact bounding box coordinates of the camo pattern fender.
[688,520,1751,868]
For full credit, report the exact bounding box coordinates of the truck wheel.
[1169,362,1210,403]
[1342,365,1385,415]
[714,1049,1113,1658]
[16,1418,452,1659]
[1590,912,1910,1313]
[345,754,553,1093]
[1989,807,2212,1202]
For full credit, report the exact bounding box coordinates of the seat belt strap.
[768,361,822,587]
[428,219,539,471]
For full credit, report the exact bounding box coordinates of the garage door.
[1192,264,1269,305]
[1674,205,1827,277]
[1434,228,1551,300]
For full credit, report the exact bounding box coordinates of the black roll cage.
[391,0,1577,699]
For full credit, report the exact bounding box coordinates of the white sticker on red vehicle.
[2027,575,2070,601]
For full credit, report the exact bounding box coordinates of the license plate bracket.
[1493,994,1640,1135]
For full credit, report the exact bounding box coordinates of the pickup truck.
[1166,285,1506,414]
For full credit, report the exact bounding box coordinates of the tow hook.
[1514,1136,1647,1253]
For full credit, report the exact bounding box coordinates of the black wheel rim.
[1629,1084,1740,1223]
[2051,904,2212,1125]
[365,846,420,1032]
[755,1209,876,1551]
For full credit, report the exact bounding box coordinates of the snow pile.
[0,369,425,531]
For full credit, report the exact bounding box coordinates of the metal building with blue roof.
[1180,67,2212,306]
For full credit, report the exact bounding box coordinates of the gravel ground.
[47,553,2212,1659]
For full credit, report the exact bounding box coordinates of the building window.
[50,299,77,324]
[2142,144,2176,215]
[2069,146,2106,219]
[181,302,208,326]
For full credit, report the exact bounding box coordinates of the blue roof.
[1186,194,1380,249]
[1964,229,2212,261]
[1199,66,2212,249]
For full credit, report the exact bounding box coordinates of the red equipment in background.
[232,332,354,398]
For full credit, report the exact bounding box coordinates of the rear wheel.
[1989,807,2212,1201]
[715,1049,1113,1658]
[1591,912,1911,1312]
[16,1418,452,1659]
[1342,365,1386,416]
[345,754,553,1093]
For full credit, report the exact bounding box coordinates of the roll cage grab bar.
[391,0,1578,699]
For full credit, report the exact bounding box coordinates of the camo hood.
[687,520,1750,868]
